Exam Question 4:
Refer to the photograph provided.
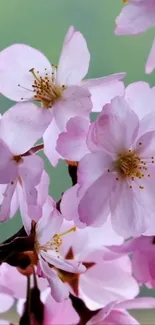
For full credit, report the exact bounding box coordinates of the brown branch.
[70,294,99,325]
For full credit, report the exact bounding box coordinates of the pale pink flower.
[145,38,155,74]
[77,96,155,238]
[0,26,92,131]
[87,297,155,325]
[34,199,86,302]
[115,0,155,35]
[55,220,138,310]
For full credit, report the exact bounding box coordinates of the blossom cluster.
[0,2,155,324]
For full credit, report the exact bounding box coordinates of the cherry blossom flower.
[87,297,155,325]
[34,199,86,302]
[0,26,92,133]
[115,0,155,35]
[0,25,126,166]
[77,96,155,237]
[52,220,138,310]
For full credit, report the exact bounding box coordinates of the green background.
[0,0,155,323]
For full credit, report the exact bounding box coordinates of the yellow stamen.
[29,67,65,108]
[59,227,76,237]
[29,68,40,82]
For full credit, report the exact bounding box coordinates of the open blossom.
[115,1,155,75]
[52,220,138,310]
[0,26,93,133]
[115,0,155,35]
[34,198,86,302]
[0,25,126,166]
[76,96,155,238]
[87,298,155,325]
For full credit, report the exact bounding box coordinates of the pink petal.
[0,139,18,183]
[111,181,151,238]
[0,102,52,155]
[0,181,17,221]
[78,152,112,189]
[82,73,126,88]
[18,155,44,225]
[0,293,14,313]
[49,297,80,325]
[80,256,139,310]
[36,208,63,246]
[57,116,90,161]
[39,257,69,302]
[36,170,50,207]
[40,250,86,274]
[0,43,52,101]
[135,130,155,157]
[78,172,115,226]
[146,38,155,74]
[125,81,155,120]
[43,118,61,167]
[87,308,139,325]
[82,74,125,112]
[56,26,90,86]
[86,301,116,325]
[85,218,124,247]
[60,185,86,228]
[90,97,139,154]
[17,183,32,234]
[115,1,155,35]
[117,297,155,310]
[53,86,92,131]
[19,155,44,190]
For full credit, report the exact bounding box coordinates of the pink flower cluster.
[115,0,155,73]
[0,20,154,324]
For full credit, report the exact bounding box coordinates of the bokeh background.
[0,0,155,323]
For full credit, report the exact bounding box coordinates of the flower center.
[35,226,76,255]
[115,151,142,179]
[109,147,154,189]
[29,67,65,108]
